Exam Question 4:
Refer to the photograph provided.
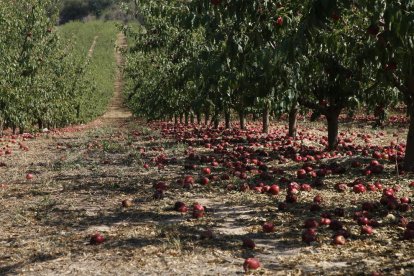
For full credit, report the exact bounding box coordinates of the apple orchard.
[1,0,414,275]
[124,0,414,169]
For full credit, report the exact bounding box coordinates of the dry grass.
[1,34,413,275]
[0,117,413,275]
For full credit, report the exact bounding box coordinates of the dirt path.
[87,36,99,58]
[101,33,131,123]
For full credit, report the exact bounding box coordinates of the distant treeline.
[59,0,135,24]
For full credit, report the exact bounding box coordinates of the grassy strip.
[58,20,119,122]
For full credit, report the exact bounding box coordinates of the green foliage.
[59,0,90,24]
[0,0,72,131]
[122,1,305,120]
[122,0,414,159]
[58,0,131,24]
[59,21,118,121]
[0,0,117,133]
[122,2,203,119]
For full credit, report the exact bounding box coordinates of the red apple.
[192,203,205,218]
[285,193,298,203]
[202,167,211,175]
[276,16,283,26]
[302,228,317,244]
[383,188,395,197]
[242,238,256,249]
[367,184,377,192]
[243,258,260,271]
[174,201,186,210]
[154,181,167,191]
[262,221,275,233]
[201,177,209,185]
[320,218,331,226]
[304,218,319,229]
[313,195,323,204]
[297,169,307,179]
[301,183,312,191]
[353,184,366,193]
[184,175,194,185]
[361,225,373,235]
[358,217,370,225]
[332,235,346,245]
[178,205,188,213]
[268,184,280,195]
[122,199,133,208]
[90,233,105,245]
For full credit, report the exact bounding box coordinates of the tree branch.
[391,73,408,96]
[298,97,322,111]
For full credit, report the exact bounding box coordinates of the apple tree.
[360,0,414,169]
[293,1,376,150]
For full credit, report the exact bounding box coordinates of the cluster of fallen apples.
[0,133,38,180]
[0,134,33,157]
[1,128,88,180]
[88,121,413,273]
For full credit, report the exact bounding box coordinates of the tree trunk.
[190,113,194,124]
[196,112,201,124]
[214,117,219,129]
[174,115,178,125]
[184,113,189,125]
[224,111,231,129]
[239,110,246,130]
[288,103,299,138]
[134,0,139,19]
[179,113,184,124]
[262,104,270,134]
[204,111,210,125]
[252,113,258,121]
[0,119,4,136]
[37,119,43,131]
[326,109,341,151]
[213,111,220,129]
[404,107,414,170]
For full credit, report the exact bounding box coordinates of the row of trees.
[58,0,139,24]
[122,0,414,169]
[59,0,116,23]
[0,0,105,134]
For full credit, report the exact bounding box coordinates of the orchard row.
[0,1,116,134]
[122,0,414,169]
